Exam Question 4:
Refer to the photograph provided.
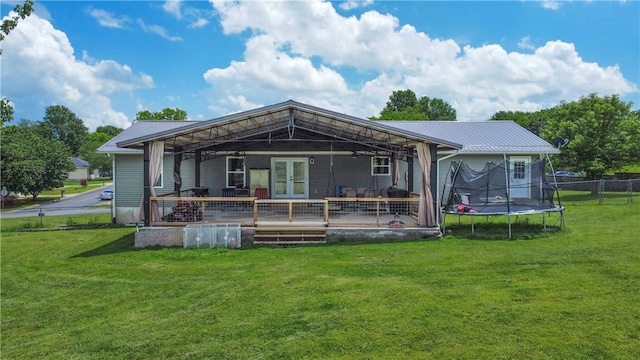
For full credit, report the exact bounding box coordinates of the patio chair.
[344,189,357,210]
[222,187,236,210]
[255,187,269,209]
[361,189,377,211]
[234,187,251,210]
[255,187,269,200]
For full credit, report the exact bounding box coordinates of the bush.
[79,179,88,187]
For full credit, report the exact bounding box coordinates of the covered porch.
[117,101,461,244]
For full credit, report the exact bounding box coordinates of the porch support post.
[143,141,150,227]
[174,148,182,195]
[407,154,414,192]
[430,144,438,220]
[195,150,202,187]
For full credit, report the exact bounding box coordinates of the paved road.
[0,185,113,219]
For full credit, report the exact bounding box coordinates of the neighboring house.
[67,157,91,181]
[97,101,557,234]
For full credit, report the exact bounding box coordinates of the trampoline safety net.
[442,157,563,215]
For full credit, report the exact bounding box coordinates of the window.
[226,157,245,187]
[513,161,526,179]
[371,156,390,176]
[154,162,163,188]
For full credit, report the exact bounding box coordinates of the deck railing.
[149,196,420,227]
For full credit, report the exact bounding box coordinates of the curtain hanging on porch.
[416,143,436,227]
[139,140,164,222]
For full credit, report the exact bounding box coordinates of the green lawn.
[1,197,638,359]
[39,179,111,196]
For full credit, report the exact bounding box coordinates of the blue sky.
[1,0,638,131]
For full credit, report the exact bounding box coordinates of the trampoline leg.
[471,217,474,233]
[508,214,512,240]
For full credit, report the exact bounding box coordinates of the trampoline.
[441,155,564,239]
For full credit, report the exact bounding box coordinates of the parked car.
[100,190,113,200]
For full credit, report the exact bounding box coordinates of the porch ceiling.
[117,100,462,155]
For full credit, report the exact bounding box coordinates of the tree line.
[0,104,187,200]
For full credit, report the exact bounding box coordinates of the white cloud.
[339,0,374,11]
[137,19,183,41]
[541,1,561,11]
[204,0,637,120]
[0,13,154,130]
[189,17,209,29]
[86,7,129,29]
[517,36,536,51]
[163,0,211,29]
[163,0,182,19]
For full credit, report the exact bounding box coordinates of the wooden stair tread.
[253,225,327,245]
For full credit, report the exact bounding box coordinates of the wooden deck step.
[253,226,327,245]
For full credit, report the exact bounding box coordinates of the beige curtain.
[139,140,164,222]
[416,143,436,227]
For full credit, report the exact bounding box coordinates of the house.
[97,100,558,246]
[67,157,91,181]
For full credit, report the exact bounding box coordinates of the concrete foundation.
[135,227,184,248]
[134,225,442,248]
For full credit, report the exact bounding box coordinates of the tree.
[384,90,417,112]
[41,105,88,156]
[539,93,640,181]
[1,98,13,126]
[79,132,113,177]
[371,89,456,121]
[416,97,456,120]
[135,108,188,121]
[0,0,34,55]
[95,125,123,137]
[490,110,547,135]
[0,125,75,200]
[78,125,124,177]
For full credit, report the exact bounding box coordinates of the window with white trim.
[371,156,391,176]
[154,162,163,188]
[226,157,246,187]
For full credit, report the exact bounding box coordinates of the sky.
[1,0,638,131]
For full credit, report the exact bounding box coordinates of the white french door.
[272,158,308,199]
[509,156,531,198]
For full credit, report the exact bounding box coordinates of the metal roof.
[378,121,559,154]
[97,120,199,154]
[115,100,462,155]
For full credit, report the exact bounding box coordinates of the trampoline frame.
[440,154,565,239]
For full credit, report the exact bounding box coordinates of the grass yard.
[1,196,639,359]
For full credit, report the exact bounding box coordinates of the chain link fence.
[555,178,639,204]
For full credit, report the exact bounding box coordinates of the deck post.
[195,150,202,188]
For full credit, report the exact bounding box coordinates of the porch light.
[309,156,314,164]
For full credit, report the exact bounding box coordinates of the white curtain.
[139,140,164,222]
[416,143,436,227]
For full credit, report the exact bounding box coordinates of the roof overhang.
[116,100,462,155]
